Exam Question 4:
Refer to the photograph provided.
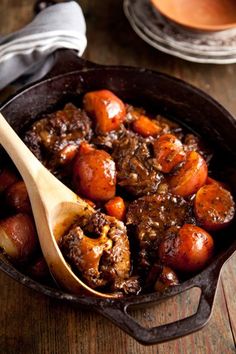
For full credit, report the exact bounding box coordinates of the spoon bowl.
[0,112,121,299]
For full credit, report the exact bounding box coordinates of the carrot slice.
[132,115,162,137]
[105,196,126,221]
[194,183,235,231]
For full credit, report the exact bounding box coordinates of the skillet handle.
[45,49,101,79]
[96,270,221,345]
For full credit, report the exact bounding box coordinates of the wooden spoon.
[0,112,121,299]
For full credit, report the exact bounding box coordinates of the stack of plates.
[123,0,236,64]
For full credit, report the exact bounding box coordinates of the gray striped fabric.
[0,1,87,90]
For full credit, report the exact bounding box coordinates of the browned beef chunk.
[24,103,92,176]
[126,192,194,270]
[112,276,141,295]
[60,212,140,294]
[112,132,163,197]
[91,127,126,150]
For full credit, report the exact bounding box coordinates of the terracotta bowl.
[150,0,236,32]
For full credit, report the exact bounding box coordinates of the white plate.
[124,0,236,64]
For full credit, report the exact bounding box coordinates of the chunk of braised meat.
[145,262,179,292]
[60,212,140,294]
[184,134,213,164]
[126,192,195,270]
[112,132,163,197]
[91,127,126,150]
[112,276,141,295]
[24,103,92,176]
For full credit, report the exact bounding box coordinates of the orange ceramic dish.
[150,0,236,32]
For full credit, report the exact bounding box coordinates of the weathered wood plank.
[221,257,236,346]
[1,270,236,354]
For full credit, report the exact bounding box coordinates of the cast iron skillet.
[0,49,236,345]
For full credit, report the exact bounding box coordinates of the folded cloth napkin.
[0,1,87,91]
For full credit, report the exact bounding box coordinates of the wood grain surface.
[0,1,236,353]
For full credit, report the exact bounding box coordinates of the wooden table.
[0,1,236,353]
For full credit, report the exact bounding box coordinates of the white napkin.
[0,1,87,91]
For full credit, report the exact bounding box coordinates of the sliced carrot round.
[132,115,162,137]
[105,196,126,221]
[194,183,235,231]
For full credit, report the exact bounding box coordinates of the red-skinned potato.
[158,224,214,273]
[0,168,18,193]
[0,213,38,262]
[153,134,186,173]
[194,183,235,231]
[5,180,31,213]
[83,90,126,133]
[73,142,116,201]
[168,151,208,197]
[154,266,179,292]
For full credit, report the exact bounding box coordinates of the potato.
[153,133,186,173]
[0,213,38,262]
[159,224,214,273]
[73,142,116,201]
[83,90,126,133]
[5,181,31,213]
[168,151,208,197]
[0,168,18,193]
